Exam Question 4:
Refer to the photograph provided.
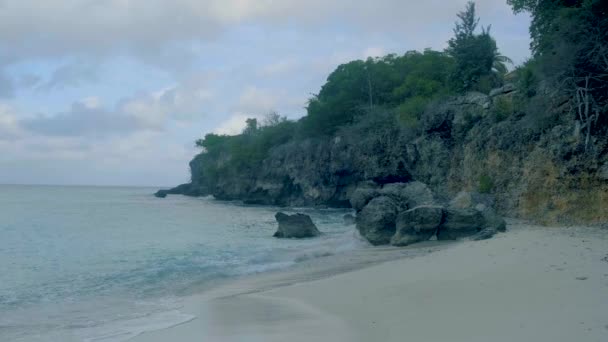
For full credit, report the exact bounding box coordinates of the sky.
[0,0,531,187]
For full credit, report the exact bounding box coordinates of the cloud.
[37,62,99,91]
[235,87,279,114]
[0,1,525,65]
[20,75,214,138]
[0,104,22,139]
[0,70,15,98]
[214,113,252,136]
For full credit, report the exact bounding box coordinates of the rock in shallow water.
[273,212,321,239]
[355,196,398,245]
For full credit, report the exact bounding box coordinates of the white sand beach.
[131,222,608,342]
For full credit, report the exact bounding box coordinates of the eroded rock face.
[356,196,398,245]
[273,213,321,239]
[391,205,444,246]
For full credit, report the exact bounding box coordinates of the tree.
[243,118,258,135]
[509,0,608,147]
[446,2,509,92]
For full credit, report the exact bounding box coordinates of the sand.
[131,222,608,342]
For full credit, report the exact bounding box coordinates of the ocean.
[0,185,363,341]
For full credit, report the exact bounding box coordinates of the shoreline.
[130,220,608,342]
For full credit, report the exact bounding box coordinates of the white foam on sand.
[81,310,195,342]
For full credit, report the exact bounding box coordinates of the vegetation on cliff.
[163,1,607,224]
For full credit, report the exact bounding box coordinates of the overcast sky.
[0,0,531,187]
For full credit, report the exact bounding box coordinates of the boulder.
[471,228,498,241]
[489,83,517,97]
[349,184,380,212]
[478,206,507,232]
[343,214,356,225]
[356,196,398,245]
[391,205,444,246]
[449,191,506,233]
[437,208,486,240]
[379,181,436,209]
[273,213,321,239]
[449,191,495,210]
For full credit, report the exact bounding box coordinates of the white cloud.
[236,87,278,114]
[363,47,386,59]
[0,1,526,65]
[0,104,22,139]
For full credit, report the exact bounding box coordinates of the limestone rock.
[391,205,444,246]
[489,83,517,97]
[273,213,321,239]
[349,185,380,212]
[379,181,436,210]
[356,196,398,245]
[343,214,356,225]
[437,208,486,240]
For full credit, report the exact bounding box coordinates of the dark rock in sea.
[437,208,487,240]
[273,212,321,239]
[343,214,356,225]
[154,191,167,198]
[154,183,205,198]
[356,196,398,245]
[391,205,444,246]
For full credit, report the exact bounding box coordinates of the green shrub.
[478,174,494,193]
[492,96,514,122]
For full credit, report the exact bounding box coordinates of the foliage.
[478,174,494,193]
[492,96,515,122]
[300,50,455,136]
[446,2,511,93]
[508,0,608,148]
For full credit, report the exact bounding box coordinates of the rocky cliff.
[160,86,608,225]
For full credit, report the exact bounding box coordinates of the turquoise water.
[0,185,361,341]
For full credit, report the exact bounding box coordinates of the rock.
[154,191,168,198]
[356,196,398,245]
[599,163,608,181]
[154,183,194,198]
[479,206,507,232]
[391,205,444,246]
[454,91,492,109]
[449,191,495,210]
[349,184,380,212]
[343,214,356,225]
[273,213,321,239]
[379,181,436,209]
[489,83,517,97]
[471,228,498,241]
[449,191,506,233]
[437,208,486,240]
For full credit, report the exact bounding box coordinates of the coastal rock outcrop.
[159,86,608,225]
[273,212,321,239]
[154,183,204,198]
[391,205,444,246]
[355,196,398,245]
